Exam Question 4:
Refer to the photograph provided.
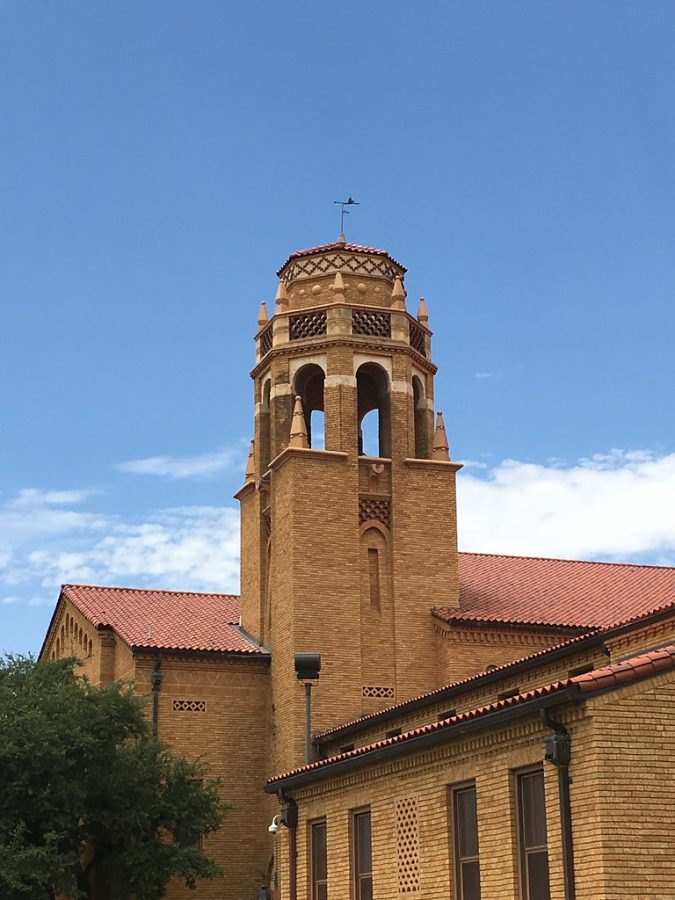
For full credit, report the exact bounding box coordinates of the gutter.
[315,632,607,746]
[266,686,583,793]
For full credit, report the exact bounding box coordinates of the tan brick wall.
[321,644,607,757]
[436,622,579,686]
[133,653,274,900]
[281,669,675,900]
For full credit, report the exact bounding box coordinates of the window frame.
[351,806,373,900]
[309,817,328,900]
[451,780,481,900]
[515,766,551,900]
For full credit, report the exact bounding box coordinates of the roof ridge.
[457,550,675,572]
[62,583,238,599]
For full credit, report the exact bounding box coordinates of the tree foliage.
[0,655,228,899]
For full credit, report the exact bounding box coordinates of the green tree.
[0,655,228,899]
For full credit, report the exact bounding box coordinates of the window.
[452,783,481,900]
[352,808,373,900]
[356,363,390,458]
[516,768,550,900]
[310,819,327,900]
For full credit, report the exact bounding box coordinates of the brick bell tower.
[236,236,462,772]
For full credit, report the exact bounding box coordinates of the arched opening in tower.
[259,380,272,471]
[357,363,391,458]
[294,364,325,450]
[412,375,428,459]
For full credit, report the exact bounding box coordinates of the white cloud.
[116,448,244,480]
[458,449,675,563]
[0,488,108,544]
[23,506,240,595]
[2,446,675,611]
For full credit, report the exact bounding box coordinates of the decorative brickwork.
[362,685,395,699]
[172,699,207,713]
[352,308,391,338]
[396,797,420,893]
[260,324,273,357]
[359,497,391,528]
[409,321,426,356]
[282,252,401,283]
[289,310,327,340]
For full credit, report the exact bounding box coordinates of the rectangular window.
[452,783,481,900]
[310,819,328,900]
[352,808,373,900]
[517,768,551,900]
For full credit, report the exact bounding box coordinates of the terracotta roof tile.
[314,629,600,742]
[276,241,406,276]
[269,643,675,787]
[61,584,261,655]
[434,552,675,630]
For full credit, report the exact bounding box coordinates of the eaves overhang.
[266,686,582,794]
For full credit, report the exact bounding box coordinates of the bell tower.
[236,236,462,772]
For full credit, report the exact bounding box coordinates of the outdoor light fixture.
[294,652,321,764]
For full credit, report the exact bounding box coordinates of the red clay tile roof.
[434,552,675,630]
[276,241,406,276]
[268,643,675,787]
[60,584,263,655]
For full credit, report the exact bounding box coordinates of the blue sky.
[2,1,675,654]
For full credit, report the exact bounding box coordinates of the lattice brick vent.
[289,310,327,340]
[362,686,395,699]
[396,797,420,893]
[409,321,426,356]
[173,700,206,713]
[260,325,273,356]
[283,253,401,283]
[352,308,391,338]
[359,497,391,528]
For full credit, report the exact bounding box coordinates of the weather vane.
[334,197,360,234]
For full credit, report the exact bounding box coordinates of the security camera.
[268,815,281,834]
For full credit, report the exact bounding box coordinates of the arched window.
[357,363,391,458]
[294,364,325,449]
[412,376,427,459]
[259,380,271,472]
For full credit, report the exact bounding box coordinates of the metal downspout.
[540,709,576,900]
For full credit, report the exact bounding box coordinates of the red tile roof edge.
[457,550,675,571]
[432,609,591,631]
[314,629,601,742]
[62,582,239,600]
[268,643,675,788]
[276,241,407,276]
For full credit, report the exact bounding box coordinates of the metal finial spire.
[333,197,360,235]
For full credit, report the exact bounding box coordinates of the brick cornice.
[250,336,437,378]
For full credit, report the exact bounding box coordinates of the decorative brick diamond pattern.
[283,252,401,283]
[362,685,395,699]
[359,498,391,528]
[289,310,327,340]
[172,699,207,713]
[396,797,420,893]
[260,325,273,356]
[352,308,391,338]
[409,321,426,356]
